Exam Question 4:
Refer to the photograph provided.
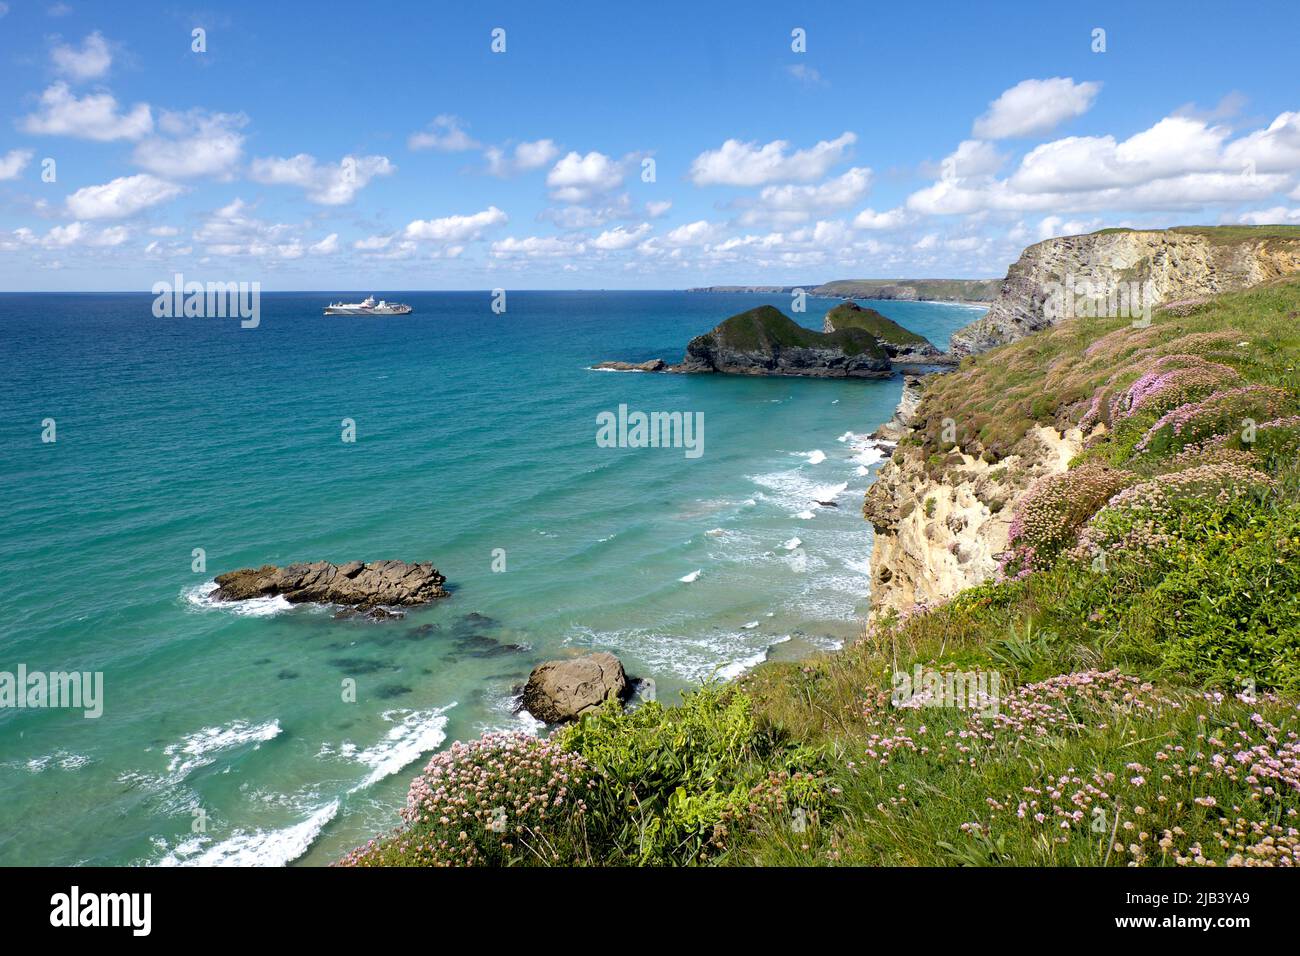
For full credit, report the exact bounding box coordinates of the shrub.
[1134,386,1293,455]
[338,733,596,867]
[999,463,1134,579]
[557,683,769,865]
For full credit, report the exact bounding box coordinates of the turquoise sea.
[0,290,983,866]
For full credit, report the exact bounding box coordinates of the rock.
[948,228,1300,357]
[212,560,448,611]
[672,305,893,378]
[520,651,631,723]
[592,359,666,372]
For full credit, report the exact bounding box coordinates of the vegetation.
[344,278,1300,868]
[697,304,888,359]
[824,302,931,347]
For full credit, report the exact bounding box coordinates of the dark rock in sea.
[276,669,299,680]
[519,651,632,723]
[334,605,406,622]
[212,559,448,611]
[376,683,413,699]
[816,500,839,507]
[671,305,893,378]
[592,359,666,372]
[327,657,398,676]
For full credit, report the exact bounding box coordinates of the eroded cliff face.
[949,230,1300,356]
[865,420,1082,620]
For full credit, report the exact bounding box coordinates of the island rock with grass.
[674,304,893,378]
[822,301,952,371]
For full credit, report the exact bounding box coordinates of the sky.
[1,0,1299,290]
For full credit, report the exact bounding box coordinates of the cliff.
[949,225,1300,357]
[864,229,1300,622]
[811,278,1000,302]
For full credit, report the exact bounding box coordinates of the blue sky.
[1,0,1299,290]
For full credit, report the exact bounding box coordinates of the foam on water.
[163,719,283,780]
[679,569,702,583]
[156,800,340,867]
[347,704,457,791]
[184,581,293,618]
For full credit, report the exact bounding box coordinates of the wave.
[156,800,339,867]
[796,449,827,465]
[347,704,457,791]
[679,569,702,583]
[163,719,283,780]
[782,537,803,551]
[184,581,293,618]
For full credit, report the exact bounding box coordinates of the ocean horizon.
[0,290,982,866]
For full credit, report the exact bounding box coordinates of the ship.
[323,295,413,316]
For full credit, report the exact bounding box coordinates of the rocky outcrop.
[864,420,1083,621]
[950,227,1300,357]
[675,305,893,378]
[811,278,1001,302]
[212,560,448,611]
[520,652,631,723]
[822,302,953,371]
[592,359,666,372]
[870,375,925,443]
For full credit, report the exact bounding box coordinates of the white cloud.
[973,78,1101,139]
[1236,206,1300,224]
[485,139,560,177]
[689,132,856,186]
[193,198,306,259]
[51,31,112,81]
[4,221,129,250]
[941,139,1006,179]
[248,153,395,204]
[908,110,1300,217]
[402,205,508,242]
[0,148,33,180]
[664,219,724,246]
[645,200,672,218]
[21,83,152,140]
[740,166,872,225]
[133,110,246,179]
[309,233,340,254]
[491,235,584,259]
[592,223,652,250]
[786,64,825,87]
[546,151,625,202]
[408,115,479,152]
[1036,215,1104,240]
[66,173,183,219]
[852,207,910,230]
[148,225,180,237]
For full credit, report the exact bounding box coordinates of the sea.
[0,290,984,865]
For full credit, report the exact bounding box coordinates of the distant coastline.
[688,278,1000,304]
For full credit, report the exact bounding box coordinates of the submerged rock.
[520,651,631,723]
[212,559,448,611]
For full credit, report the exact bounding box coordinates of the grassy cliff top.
[824,301,931,346]
[909,276,1300,464]
[1088,224,1300,245]
[700,304,887,358]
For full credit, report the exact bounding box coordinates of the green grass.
[824,302,931,347]
[697,304,888,359]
